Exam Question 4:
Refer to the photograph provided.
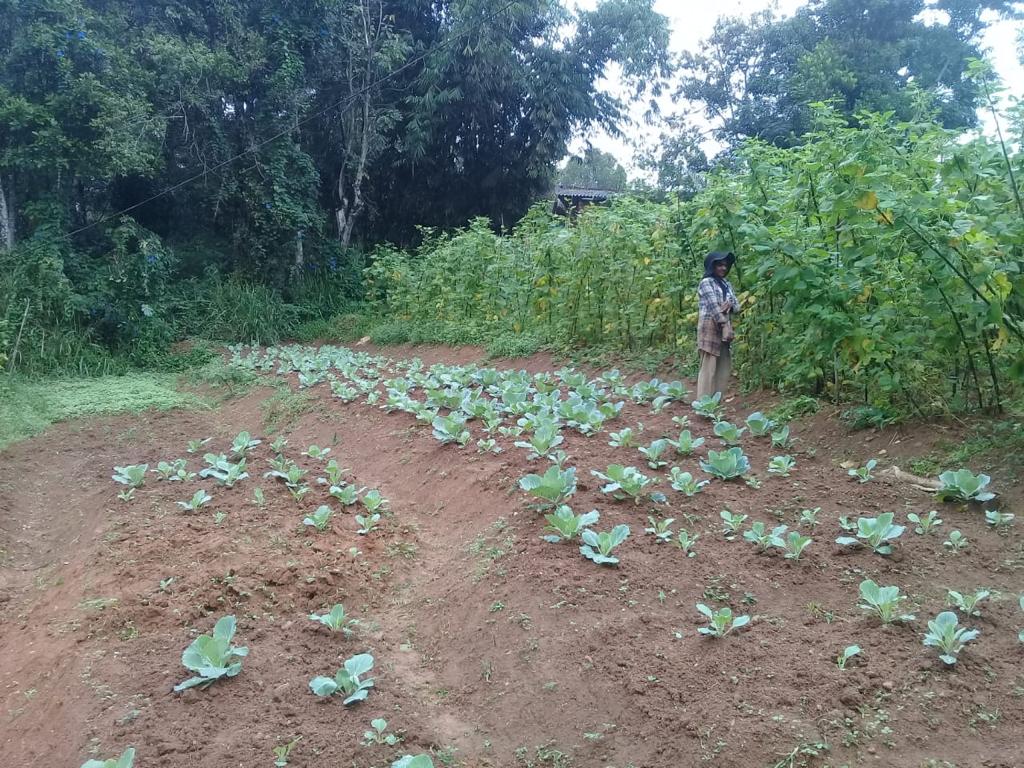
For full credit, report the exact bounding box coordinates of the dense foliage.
[0,0,669,372]
[367,103,1024,417]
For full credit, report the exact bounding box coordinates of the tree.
[559,148,628,191]
[677,0,1022,147]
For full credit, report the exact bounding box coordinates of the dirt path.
[1,348,1021,768]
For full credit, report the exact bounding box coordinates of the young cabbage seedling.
[322,459,346,485]
[799,508,821,528]
[269,436,288,453]
[608,427,637,448]
[303,444,331,461]
[548,449,570,469]
[858,580,915,624]
[518,466,577,509]
[923,611,979,665]
[330,484,361,505]
[112,464,148,488]
[309,604,360,636]
[836,645,861,670]
[943,530,969,552]
[984,509,1014,529]
[591,465,665,503]
[700,447,752,480]
[155,459,194,481]
[691,393,725,420]
[835,513,904,555]
[767,455,796,476]
[668,468,708,496]
[645,516,675,543]
[200,454,249,487]
[638,438,672,469]
[696,604,750,637]
[310,653,375,704]
[356,513,381,535]
[947,589,990,617]
[713,421,746,446]
[303,505,333,531]
[579,525,630,565]
[848,459,878,483]
[675,529,699,557]
[363,718,402,746]
[719,510,748,539]
[176,489,213,512]
[671,430,705,456]
[744,411,775,437]
[272,737,301,767]
[514,422,564,460]
[432,413,470,446]
[936,468,995,503]
[778,531,812,560]
[252,487,265,507]
[392,756,434,768]
[770,425,795,449]
[230,431,261,456]
[361,489,389,513]
[174,615,248,691]
[81,747,136,768]
[908,510,942,534]
[542,506,599,543]
[477,438,502,454]
[744,522,788,553]
[187,437,212,453]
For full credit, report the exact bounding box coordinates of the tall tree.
[559,148,628,191]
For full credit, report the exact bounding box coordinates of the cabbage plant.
[392,756,434,768]
[691,393,725,420]
[947,589,990,617]
[848,459,877,483]
[591,465,665,503]
[923,611,979,665]
[303,505,333,531]
[176,489,213,512]
[230,431,261,456]
[579,525,630,565]
[514,422,564,459]
[112,464,148,488]
[671,430,705,455]
[675,529,699,557]
[542,506,599,543]
[155,459,194,481]
[908,510,942,534]
[744,411,775,437]
[770,425,794,449]
[356,513,381,535]
[696,604,749,637]
[187,437,212,453]
[668,468,708,496]
[638,438,672,469]
[310,653,375,704]
[608,427,637,448]
[858,580,915,624]
[778,531,812,560]
[836,645,861,670]
[361,489,388,513]
[835,513,904,555]
[944,529,969,551]
[200,454,249,487]
[743,522,788,552]
[984,510,1014,528]
[713,421,745,445]
[309,604,360,636]
[936,469,995,503]
[303,445,331,461]
[330,484,360,505]
[700,447,751,480]
[719,510,748,538]
[174,615,249,691]
[81,748,135,768]
[645,516,675,542]
[767,455,796,476]
[432,413,470,446]
[518,466,577,508]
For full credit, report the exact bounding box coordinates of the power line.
[68,0,519,237]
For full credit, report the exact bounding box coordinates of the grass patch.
[908,415,1024,478]
[261,388,317,433]
[0,373,201,449]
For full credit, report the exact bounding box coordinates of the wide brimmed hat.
[704,251,736,272]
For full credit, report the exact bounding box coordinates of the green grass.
[0,373,201,449]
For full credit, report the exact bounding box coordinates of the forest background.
[2,0,1024,430]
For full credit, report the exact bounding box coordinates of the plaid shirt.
[697,276,739,357]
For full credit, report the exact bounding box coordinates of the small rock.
[881,680,894,691]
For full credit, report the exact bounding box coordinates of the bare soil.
[1,345,1021,768]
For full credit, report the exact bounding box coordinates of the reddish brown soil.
[1,346,1022,768]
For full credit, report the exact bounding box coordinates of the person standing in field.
[696,251,740,399]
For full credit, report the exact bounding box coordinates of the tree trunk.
[0,175,14,251]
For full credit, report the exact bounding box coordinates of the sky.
[565,0,1024,177]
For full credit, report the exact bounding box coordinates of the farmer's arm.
[699,279,729,326]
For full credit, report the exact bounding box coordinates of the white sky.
[565,0,1024,177]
